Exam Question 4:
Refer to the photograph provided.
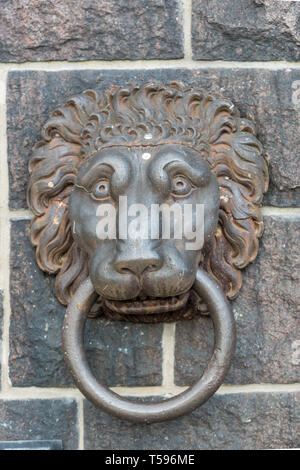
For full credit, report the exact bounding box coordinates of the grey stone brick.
[175,215,300,385]
[0,399,78,450]
[0,0,183,62]
[84,392,299,449]
[192,0,300,61]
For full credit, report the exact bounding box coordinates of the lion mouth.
[103,292,190,315]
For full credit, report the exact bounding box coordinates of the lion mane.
[27,81,269,311]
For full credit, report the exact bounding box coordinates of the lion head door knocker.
[27,81,269,423]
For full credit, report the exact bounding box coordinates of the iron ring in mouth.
[103,292,190,315]
[62,268,236,422]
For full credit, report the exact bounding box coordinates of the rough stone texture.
[175,215,300,385]
[264,185,300,207]
[0,0,183,62]
[85,319,163,387]
[0,399,78,449]
[9,220,163,387]
[192,0,300,61]
[84,392,299,449]
[7,68,300,210]
[0,290,3,389]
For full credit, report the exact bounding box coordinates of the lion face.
[68,144,219,315]
[27,81,268,322]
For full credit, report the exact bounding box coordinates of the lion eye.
[171,176,193,196]
[92,180,110,199]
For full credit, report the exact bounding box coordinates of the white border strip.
[0,60,299,72]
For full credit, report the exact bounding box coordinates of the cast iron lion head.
[27,81,268,322]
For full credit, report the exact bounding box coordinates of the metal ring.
[62,268,236,423]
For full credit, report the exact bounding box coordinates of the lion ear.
[204,116,269,300]
[27,91,99,305]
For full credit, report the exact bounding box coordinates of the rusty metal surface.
[27,81,269,322]
[62,268,236,423]
[26,81,269,420]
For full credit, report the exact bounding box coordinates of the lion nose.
[114,251,162,277]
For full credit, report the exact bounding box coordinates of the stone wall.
[0,0,299,450]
